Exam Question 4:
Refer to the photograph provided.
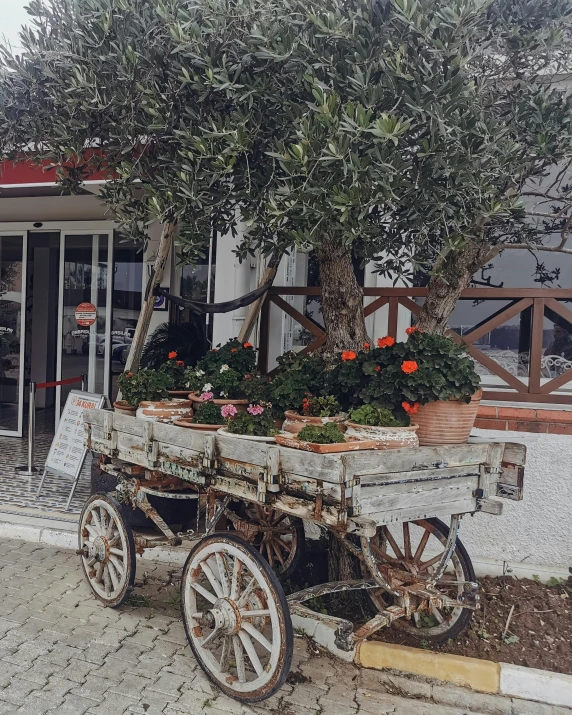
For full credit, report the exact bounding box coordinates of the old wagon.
[79,409,525,703]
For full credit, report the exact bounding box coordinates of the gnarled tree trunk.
[316,241,369,356]
[417,242,492,335]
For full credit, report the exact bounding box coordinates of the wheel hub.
[202,598,242,636]
[86,535,109,563]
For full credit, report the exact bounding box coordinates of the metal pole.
[81,373,87,392]
[16,381,38,476]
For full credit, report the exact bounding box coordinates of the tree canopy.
[1,0,572,344]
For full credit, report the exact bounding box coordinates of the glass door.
[56,232,113,420]
[0,233,27,436]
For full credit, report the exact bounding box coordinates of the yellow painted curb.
[356,641,500,694]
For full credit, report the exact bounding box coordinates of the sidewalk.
[0,538,569,715]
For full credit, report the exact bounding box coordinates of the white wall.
[461,428,572,579]
[0,194,109,222]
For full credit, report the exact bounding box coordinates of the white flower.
[196,369,205,377]
[220,391,227,397]
[202,383,213,392]
[220,364,229,373]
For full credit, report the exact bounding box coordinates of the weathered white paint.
[461,428,572,574]
[500,663,572,707]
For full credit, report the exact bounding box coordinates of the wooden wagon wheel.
[239,504,304,579]
[180,533,293,703]
[78,493,136,608]
[363,518,476,642]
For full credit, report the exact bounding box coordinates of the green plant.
[241,372,271,404]
[298,423,345,444]
[270,353,331,412]
[140,320,207,370]
[186,365,246,400]
[301,394,341,417]
[158,352,187,390]
[224,403,277,437]
[117,369,169,407]
[191,401,224,425]
[348,404,409,427]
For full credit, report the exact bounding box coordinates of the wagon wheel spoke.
[382,526,405,561]
[238,630,264,677]
[190,580,217,604]
[413,529,431,564]
[233,635,246,683]
[200,561,224,599]
[241,622,272,652]
[215,553,230,597]
[219,635,231,673]
[230,555,242,601]
[403,523,413,561]
[371,542,401,567]
[419,551,445,571]
[430,605,445,624]
[270,541,285,566]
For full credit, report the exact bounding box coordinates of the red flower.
[168,351,177,359]
[406,326,421,335]
[377,336,395,348]
[375,365,381,372]
[401,360,419,374]
[402,401,419,414]
[341,350,357,361]
[231,348,238,353]
[125,372,133,379]
[243,342,253,349]
[176,360,185,367]
[363,342,371,349]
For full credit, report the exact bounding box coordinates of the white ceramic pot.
[217,427,276,443]
[136,399,194,423]
[344,421,419,450]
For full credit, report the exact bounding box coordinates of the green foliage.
[184,339,257,399]
[225,406,277,437]
[270,353,331,412]
[191,400,223,425]
[158,355,187,390]
[298,423,346,444]
[140,320,206,371]
[348,405,409,427]
[360,332,481,407]
[117,369,169,407]
[301,395,341,417]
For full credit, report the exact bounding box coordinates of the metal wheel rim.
[368,520,466,638]
[182,539,286,695]
[243,505,298,574]
[80,498,130,602]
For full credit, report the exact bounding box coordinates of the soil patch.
[372,576,572,675]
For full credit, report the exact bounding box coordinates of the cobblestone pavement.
[0,537,569,715]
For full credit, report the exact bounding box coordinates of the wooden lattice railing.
[258,287,572,405]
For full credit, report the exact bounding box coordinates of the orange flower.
[168,351,177,359]
[406,326,421,335]
[402,401,419,414]
[243,342,253,349]
[176,360,185,367]
[377,336,395,348]
[401,360,419,374]
[231,348,238,353]
[375,365,381,372]
[341,350,357,361]
[363,342,370,349]
[125,372,133,379]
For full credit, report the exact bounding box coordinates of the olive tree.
[1,0,571,359]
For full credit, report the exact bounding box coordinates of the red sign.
[75,302,97,327]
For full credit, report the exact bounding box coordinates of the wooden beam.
[544,298,572,327]
[398,296,422,316]
[463,299,533,346]
[388,297,399,337]
[528,299,545,394]
[238,253,281,343]
[462,343,527,393]
[363,296,388,318]
[270,295,326,338]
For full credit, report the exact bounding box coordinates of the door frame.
[0,230,28,437]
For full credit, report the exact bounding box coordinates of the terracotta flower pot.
[136,399,194,423]
[345,421,419,450]
[188,392,248,413]
[282,410,347,436]
[173,417,223,432]
[113,400,137,416]
[410,390,482,446]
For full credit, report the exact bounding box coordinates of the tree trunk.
[417,243,492,335]
[124,221,177,374]
[316,242,369,356]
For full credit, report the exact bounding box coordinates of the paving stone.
[40,676,77,701]
[110,672,156,697]
[59,658,101,684]
[46,695,97,715]
[16,693,60,715]
[86,691,140,714]
[0,659,28,687]
[71,674,114,700]
[432,683,513,714]
[0,675,40,705]
[18,659,60,686]
[147,672,193,697]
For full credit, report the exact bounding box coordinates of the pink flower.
[221,404,237,418]
[200,392,214,401]
[247,404,264,416]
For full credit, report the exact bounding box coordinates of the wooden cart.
[80,409,525,703]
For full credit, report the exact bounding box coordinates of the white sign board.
[46,390,105,479]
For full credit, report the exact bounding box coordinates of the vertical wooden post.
[257,297,271,374]
[388,297,399,338]
[124,222,177,375]
[528,298,545,394]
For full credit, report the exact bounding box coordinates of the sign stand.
[36,389,106,510]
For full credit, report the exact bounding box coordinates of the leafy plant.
[191,401,224,425]
[158,353,187,390]
[298,423,346,444]
[301,395,341,418]
[118,369,169,407]
[140,320,207,371]
[186,365,245,400]
[224,403,277,437]
[349,405,409,427]
[270,353,331,412]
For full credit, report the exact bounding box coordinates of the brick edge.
[475,405,572,434]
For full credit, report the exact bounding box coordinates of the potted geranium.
[283,394,346,436]
[345,405,419,449]
[174,398,224,431]
[219,402,277,443]
[159,351,188,394]
[116,369,193,423]
[361,329,481,445]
